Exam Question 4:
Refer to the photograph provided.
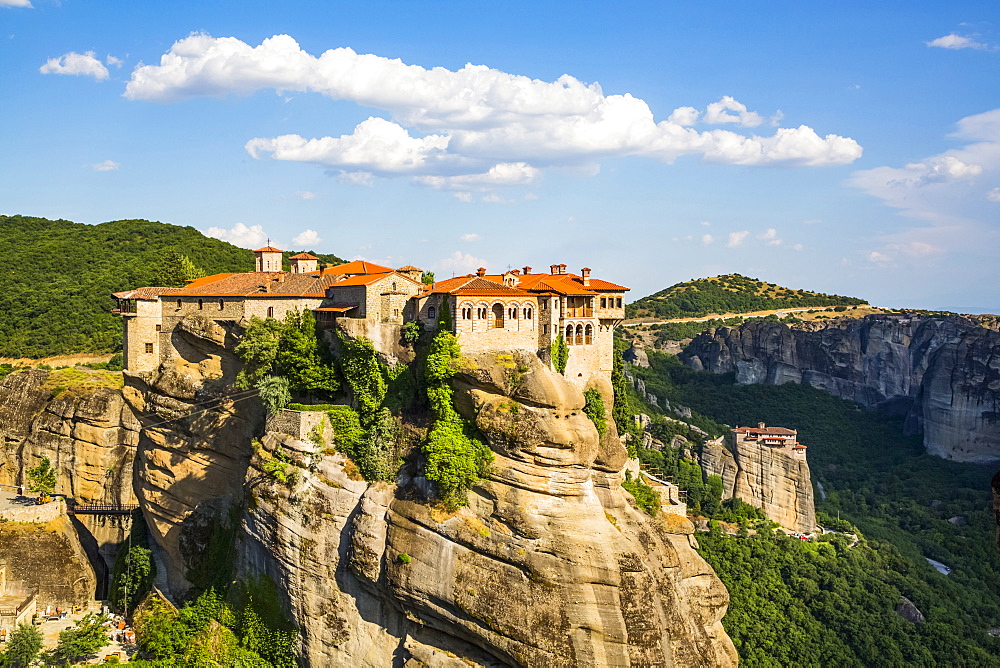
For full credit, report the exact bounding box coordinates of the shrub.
[398,553,412,564]
[401,320,423,344]
[621,471,660,516]
[26,456,57,495]
[583,388,608,436]
[256,375,291,415]
[551,334,569,374]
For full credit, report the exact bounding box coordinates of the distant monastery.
[114,246,629,386]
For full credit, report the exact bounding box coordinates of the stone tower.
[254,246,283,272]
[289,252,319,274]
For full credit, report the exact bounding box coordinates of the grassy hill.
[626,273,866,319]
[0,215,343,358]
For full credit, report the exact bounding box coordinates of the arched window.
[197,299,203,310]
[565,324,574,344]
[575,324,584,346]
[218,299,225,311]
[523,307,532,320]
[508,306,518,320]
[267,307,274,318]
[428,306,436,320]
[492,303,504,328]
[478,307,487,319]
[176,299,182,309]
[462,307,471,319]
[584,323,593,345]
[392,282,397,291]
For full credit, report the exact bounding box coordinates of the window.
[197,299,204,310]
[601,297,607,308]
[616,298,622,308]
[541,300,547,310]
[219,299,225,310]
[176,299,182,309]
[144,343,154,353]
[584,324,593,345]
[392,282,397,291]
[267,307,274,318]
[428,306,436,320]
[508,307,518,320]
[462,308,471,319]
[523,307,532,320]
[477,307,487,319]
[155,324,161,332]
[393,308,399,318]
[492,303,504,328]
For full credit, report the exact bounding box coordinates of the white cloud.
[452,192,473,202]
[432,251,488,275]
[699,220,711,226]
[338,171,373,186]
[0,0,32,7]
[124,33,862,189]
[701,234,714,245]
[203,222,268,248]
[92,160,119,172]
[987,187,1000,202]
[793,243,804,251]
[40,51,110,80]
[726,230,749,247]
[668,106,699,126]
[460,233,481,242]
[703,96,765,127]
[867,251,892,264]
[106,55,123,67]
[926,34,989,50]
[296,190,317,199]
[292,229,322,246]
[758,228,782,245]
[851,108,1000,263]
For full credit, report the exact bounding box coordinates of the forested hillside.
[627,273,866,319]
[0,216,342,358]
[624,351,1000,665]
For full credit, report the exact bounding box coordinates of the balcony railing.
[565,307,593,318]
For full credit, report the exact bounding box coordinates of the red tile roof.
[429,270,628,297]
[160,272,330,298]
[323,260,394,276]
[396,265,422,271]
[254,246,283,252]
[289,252,319,260]
[112,287,177,300]
[733,426,798,436]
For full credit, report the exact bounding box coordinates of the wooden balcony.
[565,307,593,318]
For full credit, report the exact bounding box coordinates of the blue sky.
[3,1,999,310]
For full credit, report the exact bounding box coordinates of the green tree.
[421,271,435,285]
[26,456,57,495]
[234,317,285,390]
[4,624,42,667]
[256,376,291,415]
[135,597,191,660]
[109,544,155,613]
[157,249,202,288]
[551,334,569,374]
[583,388,607,436]
[275,310,338,397]
[50,614,106,664]
[341,336,387,419]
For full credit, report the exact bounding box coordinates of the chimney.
[523,266,531,275]
[476,267,486,277]
[550,264,559,274]
[581,267,591,286]
[758,422,766,429]
[558,263,567,275]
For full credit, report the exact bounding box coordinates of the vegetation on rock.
[25,456,57,495]
[422,331,492,508]
[627,273,865,319]
[621,471,660,515]
[582,388,607,436]
[551,333,569,374]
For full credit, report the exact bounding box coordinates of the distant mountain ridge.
[0,215,343,358]
[627,273,866,319]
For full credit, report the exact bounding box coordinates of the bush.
[26,456,57,495]
[551,334,569,374]
[583,388,607,436]
[621,471,660,516]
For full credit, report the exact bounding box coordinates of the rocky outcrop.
[123,314,264,598]
[681,316,1000,462]
[238,351,738,667]
[700,440,815,533]
[0,516,97,607]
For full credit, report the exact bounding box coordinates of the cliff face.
[681,316,1000,462]
[700,440,815,533]
[237,351,738,667]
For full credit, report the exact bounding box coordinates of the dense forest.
[623,350,1000,664]
[0,216,342,358]
[626,273,866,319]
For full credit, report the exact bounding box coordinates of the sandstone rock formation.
[681,315,1000,462]
[700,439,816,533]
[237,351,738,667]
[0,516,96,607]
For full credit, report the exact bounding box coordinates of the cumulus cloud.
[432,251,488,275]
[726,230,749,247]
[40,51,110,80]
[203,222,268,248]
[92,160,119,171]
[106,55,123,67]
[926,34,989,50]
[701,234,714,245]
[123,33,862,189]
[292,229,322,246]
[460,233,481,242]
[758,228,782,245]
[1,0,33,7]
